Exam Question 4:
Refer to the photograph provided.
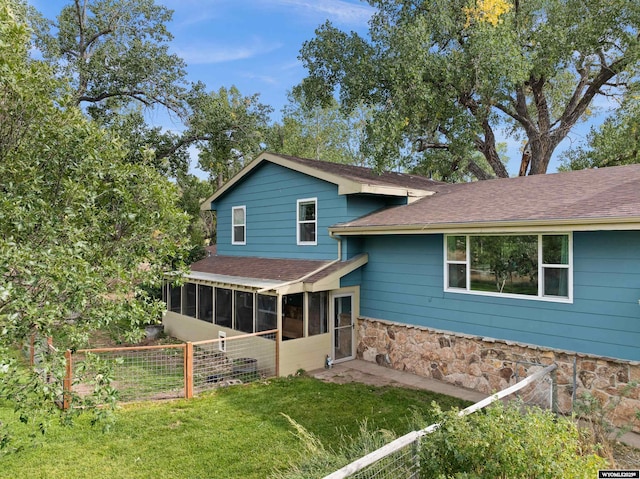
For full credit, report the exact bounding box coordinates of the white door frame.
[331,292,355,363]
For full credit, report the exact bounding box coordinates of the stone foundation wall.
[358,317,640,432]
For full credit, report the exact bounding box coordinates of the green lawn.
[0,375,469,479]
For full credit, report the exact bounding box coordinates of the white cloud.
[174,38,283,65]
[271,0,375,26]
[168,0,374,29]
[241,72,280,86]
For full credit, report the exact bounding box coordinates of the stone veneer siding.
[357,317,640,432]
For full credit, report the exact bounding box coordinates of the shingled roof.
[190,254,331,282]
[331,164,640,233]
[187,252,368,292]
[272,153,445,192]
[201,152,444,210]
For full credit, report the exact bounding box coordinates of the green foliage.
[470,235,537,294]
[573,383,639,464]
[28,0,195,180]
[31,0,187,115]
[0,1,191,447]
[267,90,372,166]
[273,399,609,478]
[92,108,189,177]
[73,353,122,431]
[175,173,214,255]
[271,416,399,479]
[561,84,640,170]
[184,84,273,187]
[299,0,640,180]
[420,401,608,478]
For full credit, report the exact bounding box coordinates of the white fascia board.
[184,271,286,290]
[329,218,640,236]
[340,183,436,198]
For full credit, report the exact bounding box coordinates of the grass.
[0,375,470,479]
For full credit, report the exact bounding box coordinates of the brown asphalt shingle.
[334,164,640,229]
[190,254,332,281]
[272,153,445,192]
[190,252,367,285]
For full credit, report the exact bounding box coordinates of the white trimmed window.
[444,233,572,302]
[297,198,317,245]
[232,206,246,245]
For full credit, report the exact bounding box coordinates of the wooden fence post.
[29,334,36,366]
[275,333,280,378]
[63,349,73,410]
[184,342,193,399]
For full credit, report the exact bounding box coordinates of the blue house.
[163,152,640,413]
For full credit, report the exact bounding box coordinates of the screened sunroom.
[162,252,367,375]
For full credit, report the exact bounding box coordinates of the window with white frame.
[297,198,317,245]
[445,233,572,301]
[232,206,246,245]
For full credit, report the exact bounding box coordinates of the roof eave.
[329,217,640,236]
[200,152,437,210]
[338,183,436,198]
[200,153,275,211]
[303,253,368,292]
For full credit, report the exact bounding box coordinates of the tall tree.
[31,0,187,115]
[178,84,272,188]
[94,108,188,177]
[0,0,190,443]
[175,173,215,256]
[266,91,372,166]
[299,0,640,180]
[29,0,190,178]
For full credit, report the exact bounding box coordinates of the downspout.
[256,232,343,294]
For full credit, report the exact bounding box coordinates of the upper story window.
[297,198,317,245]
[445,233,572,302]
[232,206,246,245]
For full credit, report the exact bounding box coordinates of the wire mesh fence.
[322,363,558,479]
[65,330,279,405]
[72,344,186,402]
[192,331,277,393]
[513,360,556,411]
[335,438,422,479]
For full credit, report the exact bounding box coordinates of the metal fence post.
[551,366,558,414]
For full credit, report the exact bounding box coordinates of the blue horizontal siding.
[213,162,344,259]
[358,231,640,361]
[212,162,397,260]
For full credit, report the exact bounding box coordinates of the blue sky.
[29,0,375,118]
[28,0,608,176]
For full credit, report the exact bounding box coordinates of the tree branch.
[415,139,450,152]
[155,134,213,160]
[83,27,115,53]
[530,75,550,133]
[553,52,635,146]
[465,159,494,180]
[460,94,509,178]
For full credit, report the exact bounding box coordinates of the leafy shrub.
[573,383,639,465]
[420,401,608,478]
[274,401,608,478]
